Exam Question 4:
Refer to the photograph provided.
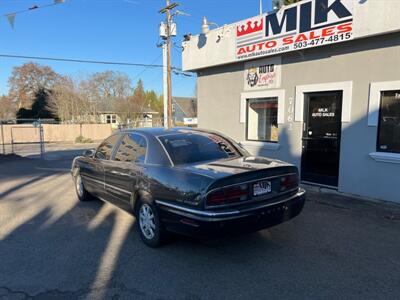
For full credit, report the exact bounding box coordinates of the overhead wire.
[0,54,182,70]
[131,53,163,82]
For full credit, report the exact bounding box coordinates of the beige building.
[182,0,400,203]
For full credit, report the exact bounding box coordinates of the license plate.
[253,180,272,196]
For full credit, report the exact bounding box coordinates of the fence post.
[11,127,14,154]
[0,121,5,155]
[39,120,45,159]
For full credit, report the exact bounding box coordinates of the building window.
[106,114,117,124]
[246,97,278,142]
[377,90,400,153]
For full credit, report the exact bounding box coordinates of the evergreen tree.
[30,88,56,119]
[16,88,57,122]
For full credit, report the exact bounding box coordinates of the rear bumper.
[156,189,306,238]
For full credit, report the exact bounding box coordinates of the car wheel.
[136,200,167,247]
[74,173,94,202]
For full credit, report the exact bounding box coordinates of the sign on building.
[236,0,354,60]
[244,57,281,90]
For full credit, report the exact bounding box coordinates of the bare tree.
[8,62,62,110]
[79,71,133,122]
[273,0,302,9]
[284,0,302,4]
[0,95,16,119]
[49,76,102,124]
[49,77,80,123]
[6,64,163,125]
[115,80,151,124]
[80,71,132,101]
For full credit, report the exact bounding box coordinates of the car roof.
[120,127,205,137]
[118,127,250,163]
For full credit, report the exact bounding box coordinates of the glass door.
[301,91,343,187]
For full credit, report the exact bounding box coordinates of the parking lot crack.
[32,288,88,299]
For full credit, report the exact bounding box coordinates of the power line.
[0,54,182,70]
[131,53,163,82]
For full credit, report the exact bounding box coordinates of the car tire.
[136,200,168,247]
[74,173,94,202]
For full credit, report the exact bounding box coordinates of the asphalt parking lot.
[0,148,400,300]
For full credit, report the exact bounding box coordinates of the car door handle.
[110,170,124,176]
[110,170,133,178]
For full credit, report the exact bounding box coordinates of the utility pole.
[162,43,168,129]
[0,121,5,155]
[159,1,178,128]
[166,3,173,129]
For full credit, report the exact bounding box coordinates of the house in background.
[98,110,119,128]
[172,97,197,126]
[97,101,159,129]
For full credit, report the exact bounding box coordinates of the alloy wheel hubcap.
[139,204,156,239]
[76,175,84,197]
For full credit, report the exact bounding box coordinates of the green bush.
[75,135,94,143]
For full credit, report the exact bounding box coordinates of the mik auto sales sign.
[236,0,354,60]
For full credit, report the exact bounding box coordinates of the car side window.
[95,135,120,160]
[114,134,147,163]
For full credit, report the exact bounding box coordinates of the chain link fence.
[0,119,49,158]
[0,117,195,158]
[0,118,163,158]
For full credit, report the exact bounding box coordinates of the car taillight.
[280,174,299,191]
[206,189,225,206]
[206,184,249,206]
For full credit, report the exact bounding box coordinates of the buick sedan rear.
[71,128,305,247]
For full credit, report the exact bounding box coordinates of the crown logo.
[237,18,263,37]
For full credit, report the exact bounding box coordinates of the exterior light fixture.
[202,17,210,34]
[201,17,219,35]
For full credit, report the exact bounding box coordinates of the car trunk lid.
[178,156,299,208]
[179,156,292,178]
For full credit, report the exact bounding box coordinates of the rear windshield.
[158,132,241,165]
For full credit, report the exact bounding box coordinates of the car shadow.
[2,138,400,299]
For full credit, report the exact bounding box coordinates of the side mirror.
[83,149,95,157]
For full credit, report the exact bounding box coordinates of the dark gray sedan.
[71,128,305,247]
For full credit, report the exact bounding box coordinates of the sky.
[0,0,273,98]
